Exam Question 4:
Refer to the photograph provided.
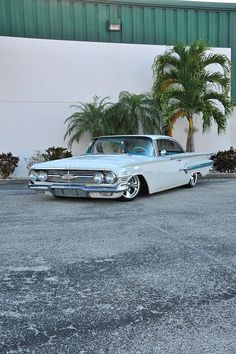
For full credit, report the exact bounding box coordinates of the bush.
[27,146,72,170]
[0,152,19,179]
[211,147,236,173]
[42,146,72,161]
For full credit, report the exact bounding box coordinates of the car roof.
[94,135,175,140]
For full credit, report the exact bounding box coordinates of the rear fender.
[184,160,213,177]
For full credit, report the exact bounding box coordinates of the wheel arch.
[186,171,198,188]
[137,174,150,195]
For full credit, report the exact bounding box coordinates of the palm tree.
[65,93,163,148]
[64,96,113,148]
[110,91,163,135]
[153,41,233,151]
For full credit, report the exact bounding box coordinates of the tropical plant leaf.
[153,40,233,151]
[64,96,114,147]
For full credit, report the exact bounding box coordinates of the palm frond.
[189,40,209,58]
[202,102,227,132]
[64,96,113,147]
[152,40,233,151]
[203,53,231,76]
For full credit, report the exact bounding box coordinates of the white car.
[28,135,213,201]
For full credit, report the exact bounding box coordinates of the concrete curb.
[205,172,236,179]
[0,178,28,185]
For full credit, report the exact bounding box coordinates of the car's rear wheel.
[120,175,141,201]
[187,172,198,188]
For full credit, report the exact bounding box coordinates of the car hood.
[31,154,151,172]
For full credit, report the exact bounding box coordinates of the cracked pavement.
[0,178,236,353]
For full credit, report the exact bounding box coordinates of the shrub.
[27,147,72,170]
[211,147,236,173]
[42,146,72,161]
[0,152,19,179]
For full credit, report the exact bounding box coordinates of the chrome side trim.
[170,152,213,159]
[185,161,213,172]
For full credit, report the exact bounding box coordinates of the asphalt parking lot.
[0,178,236,354]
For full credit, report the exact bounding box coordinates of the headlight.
[29,170,38,182]
[37,171,48,182]
[105,172,116,184]
[93,172,104,184]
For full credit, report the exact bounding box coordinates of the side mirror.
[160,149,167,156]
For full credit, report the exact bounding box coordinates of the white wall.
[0,36,235,177]
[173,109,236,152]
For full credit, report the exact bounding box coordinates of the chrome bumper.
[28,182,127,199]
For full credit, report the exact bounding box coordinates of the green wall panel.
[98,4,110,42]
[86,3,98,42]
[0,0,12,36]
[154,8,166,45]
[35,0,50,39]
[132,7,144,44]
[198,11,209,42]
[61,1,75,40]
[121,6,133,43]
[23,0,37,38]
[208,11,219,46]
[166,9,177,44]
[177,9,187,42]
[109,5,122,43]
[74,2,86,41]
[187,10,198,44]
[0,0,235,99]
[219,12,229,47]
[49,0,63,40]
[144,8,155,44]
[10,0,25,37]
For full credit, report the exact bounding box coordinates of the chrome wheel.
[121,175,141,201]
[187,173,198,188]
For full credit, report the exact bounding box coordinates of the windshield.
[87,136,154,157]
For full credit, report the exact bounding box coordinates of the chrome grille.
[46,170,96,184]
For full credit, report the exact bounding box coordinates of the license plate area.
[50,185,88,198]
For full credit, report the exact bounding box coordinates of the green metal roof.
[84,0,236,10]
[0,0,236,99]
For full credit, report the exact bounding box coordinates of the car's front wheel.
[186,172,198,188]
[121,175,141,201]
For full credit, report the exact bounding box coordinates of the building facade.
[1,0,236,98]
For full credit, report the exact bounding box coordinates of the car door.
[147,138,189,193]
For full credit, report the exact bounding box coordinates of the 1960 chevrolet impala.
[28,135,213,201]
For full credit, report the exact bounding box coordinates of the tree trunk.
[165,125,173,137]
[186,115,195,152]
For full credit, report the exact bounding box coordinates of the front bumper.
[28,182,128,199]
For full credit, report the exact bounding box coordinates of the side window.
[156,139,184,155]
